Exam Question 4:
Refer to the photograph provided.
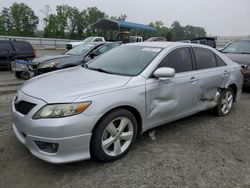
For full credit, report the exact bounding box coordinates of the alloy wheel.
[101,117,134,157]
[221,90,233,114]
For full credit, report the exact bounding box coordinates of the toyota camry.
[12,42,243,163]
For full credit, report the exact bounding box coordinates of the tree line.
[0,3,207,41]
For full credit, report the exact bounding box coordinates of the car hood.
[32,55,82,65]
[224,53,250,65]
[21,67,132,103]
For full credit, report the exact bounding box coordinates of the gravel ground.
[1,72,250,188]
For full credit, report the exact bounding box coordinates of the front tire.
[21,71,30,80]
[15,72,22,79]
[215,88,234,116]
[91,109,137,162]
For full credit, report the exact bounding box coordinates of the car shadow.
[242,86,250,93]
[36,110,217,168]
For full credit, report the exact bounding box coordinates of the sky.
[0,0,250,36]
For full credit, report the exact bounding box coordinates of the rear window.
[193,47,217,70]
[0,42,13,51]
[13,41,33,51]
[215,54,226,67]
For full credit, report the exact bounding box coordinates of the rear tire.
[214,88,234,116]
[91,109,137,162]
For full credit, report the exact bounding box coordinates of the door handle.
[224,70,229,76]
[189,76,198,82]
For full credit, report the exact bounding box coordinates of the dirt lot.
[1,72,250,188]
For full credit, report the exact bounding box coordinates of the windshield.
[65,44,95,55]
[222,41,250,54]
[86,45,162,76]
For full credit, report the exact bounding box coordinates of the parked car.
[129,36,143,43]
[66,37,105,50]
[12,42,243,163]
[116,31,143,44]
[32,42,121,75]
[147,37,167,42]
[180,37,217,48]
[0,40,35,74]
[220,39,250,86]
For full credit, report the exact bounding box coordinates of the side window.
[193,47,217,70]
[158,47,193,73]
[98,45,110,54]
[110,43,120,48]
[13,41,32,51]
[214,54,226,67]
[92,45,110,57]
[93,38,102,42]
[0,42,13,51]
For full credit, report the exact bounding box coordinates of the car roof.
[0,40,11,43]
[0,39,29,43]
[126,41,178,48]
[126,41,210,49]
[238,39,250,42]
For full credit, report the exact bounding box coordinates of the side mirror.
[153,67,175,79]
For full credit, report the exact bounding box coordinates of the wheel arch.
[227,83,238,102]
[91,105,143,136]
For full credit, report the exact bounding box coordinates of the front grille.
[15,100,36,115]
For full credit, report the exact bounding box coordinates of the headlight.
[38,59,60,69]
[33,102,91,119]
[17,63,28,69]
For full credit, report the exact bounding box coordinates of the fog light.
[35,141,59,153]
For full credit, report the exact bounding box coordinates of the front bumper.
[12,90,101,163]
[13,123,91,163]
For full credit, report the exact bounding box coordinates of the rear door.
[145,47,199,129]
[192,47,228,110]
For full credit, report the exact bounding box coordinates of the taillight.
[240,65,248,74]
[32,49,36,58]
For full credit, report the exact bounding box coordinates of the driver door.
[145,47,199,129]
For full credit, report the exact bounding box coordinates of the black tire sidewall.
[15,72,22,79]
[21,71,30,80]
[91,109,138,162]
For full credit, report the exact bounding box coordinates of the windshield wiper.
[222,51,250,54]
[84,65,114,74]
[239,52,250,54]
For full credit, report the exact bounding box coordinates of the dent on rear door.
[197,68,226,110]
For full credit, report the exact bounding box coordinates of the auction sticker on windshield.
[142,48,162,52]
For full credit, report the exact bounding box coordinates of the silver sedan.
[12,42,243,163]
